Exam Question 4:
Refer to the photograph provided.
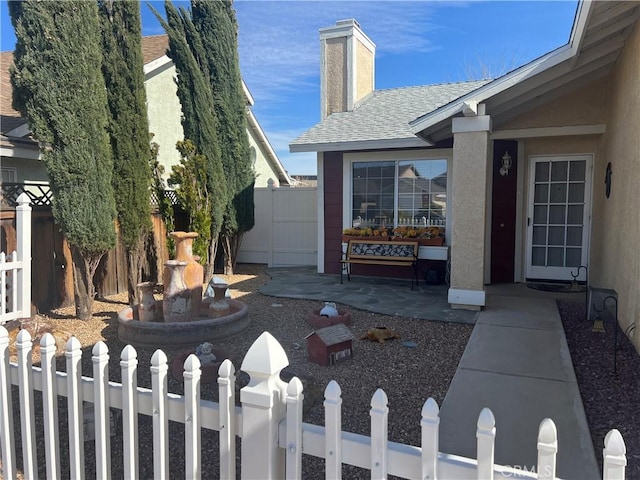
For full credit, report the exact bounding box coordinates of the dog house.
[305,323,354,366]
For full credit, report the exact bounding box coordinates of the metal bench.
[340,239,419,289]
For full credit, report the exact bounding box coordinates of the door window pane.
[567,205,583,225]
[547,247,564,266]
[548,226,565,245]
[532,247,546,266]
[533,205,548,224]
[569,161,586,181]
[535,162,549,182]
[549,206,566,224]
[567,226,582,246]
[550,183,567,203]
[534,184,548,203]
[568,183,584,203]
[566,248,582,267]
[533,226,547,245]
[551,161,568,181]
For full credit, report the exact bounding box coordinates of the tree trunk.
[205,237,219,282]
[70,246,105,321]
[221,234,234,275]
[126,232,147,305]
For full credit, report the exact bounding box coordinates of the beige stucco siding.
[1,157,48,183]
[145,66,184,181]
[355,40,373,104]
[247,126,280,188]
[592,21,640,347]
[324,38,347,116]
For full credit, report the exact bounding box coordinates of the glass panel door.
[526,156,591,281]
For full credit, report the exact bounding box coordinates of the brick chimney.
[319,19,376,120]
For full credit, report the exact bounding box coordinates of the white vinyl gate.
[238,185,317,267]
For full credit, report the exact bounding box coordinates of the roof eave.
[290,136,433,153]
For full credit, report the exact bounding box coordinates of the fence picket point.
[121,345,139,480]
[17,329,37,479]
[65,336,85,477]
[603,429,626,480]
[536,418,557,480]
[184,354,202,480]
[476,407,495,480]
[0,326,16,479]
[151,349,169,479]
[286,377,304,480]
[421,397,440,480]
[370,388,389,480]
[218,359,236,479]
[41,333,61,479]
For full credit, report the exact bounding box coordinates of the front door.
[526,155,592,281]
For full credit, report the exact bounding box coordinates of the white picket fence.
[0,192,31,324]
[0,330,627,479]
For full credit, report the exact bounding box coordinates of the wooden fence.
[0,330,627,479]
[0,193,31,324]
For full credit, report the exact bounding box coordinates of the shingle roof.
[141,35,169,65]
[290,80,489,151]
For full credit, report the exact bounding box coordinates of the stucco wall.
[355,40,373,103]
[503,75,608,129]
[1,156,48,183]
[145,66,184,181]
[247,127,279,188]
[592,21,640,346]
[324,38,347,117]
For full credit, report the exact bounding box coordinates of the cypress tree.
[192,0,255,274]
[9,0,116,320]
[151,0,228,281]
[98,0,153,304]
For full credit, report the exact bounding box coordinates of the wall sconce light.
[500,151,512,176]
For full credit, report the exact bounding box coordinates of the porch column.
[448,109,491,309]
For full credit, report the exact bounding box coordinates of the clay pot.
[163,260,191,323]
[166,231,203,313]
[136,282,157,322]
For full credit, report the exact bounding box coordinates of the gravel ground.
[558,299,640,479]
[4,264,472,479]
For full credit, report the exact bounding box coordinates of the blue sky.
[1,1,579,175]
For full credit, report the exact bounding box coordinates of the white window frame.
[343,149,453,244]
[1,167,17,184]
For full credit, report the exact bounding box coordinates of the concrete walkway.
[438,285,598,479]
[260,268,597,478]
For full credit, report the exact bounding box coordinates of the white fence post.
[603,429,626,480]
[121,345,139,480]
[536,418,557,480]
[476,408,495,480]
[370,389,389,480]
[267,180,275,268]
[151,349,169,479]
[16,192,31,319]
[184,354,202,480]
[41,333,61,479]
[285,377,304,480]
[218,359,237,479]
[17,329,37,479]
[93,341,111,479]
[65,336,85,478]
[324,380,342,479]
[0,326,16,480]
[240,331,288,479]
[421,397,440,480]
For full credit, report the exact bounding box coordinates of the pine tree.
[9,0,116,320]
[151,0,228,281]
[192,0,255,274]
[98,0,153,304]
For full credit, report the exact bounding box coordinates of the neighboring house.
[141,34,293,188]
[291,3,639,344]
[0,34,292,191]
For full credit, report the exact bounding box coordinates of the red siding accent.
[323,153,344,274]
